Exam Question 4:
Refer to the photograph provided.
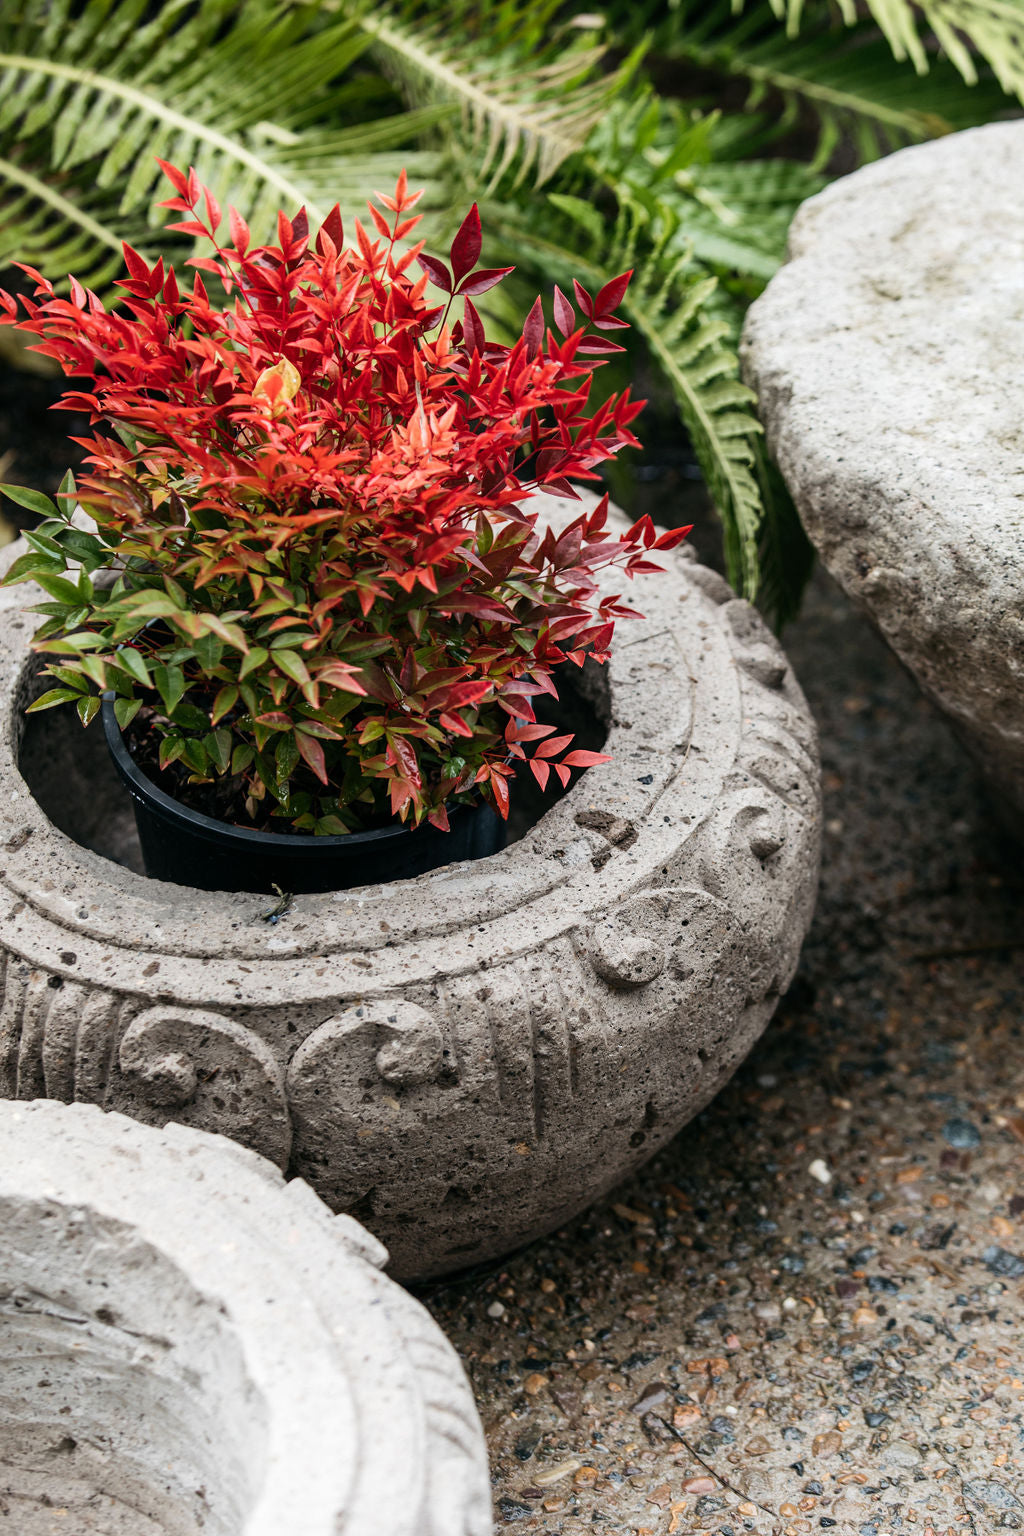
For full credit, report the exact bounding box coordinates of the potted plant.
[0,164,689,894]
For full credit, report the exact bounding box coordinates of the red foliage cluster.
[0,165,690,833]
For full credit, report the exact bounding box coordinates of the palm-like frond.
[355,1,639,191]
[764,0,1024,102]
[486,192,767,598]
[586,96,824,283]
[0,0,446,293]
[651,0,1014,165]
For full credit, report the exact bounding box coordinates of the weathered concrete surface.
[742,121,1024,836]
[0,1099,492,1535]
[423,562,1024,1536]
[0,493,821,1280]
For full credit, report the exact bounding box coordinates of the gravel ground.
[421,567,1024,1536]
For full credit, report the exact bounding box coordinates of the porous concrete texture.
[424,562,1024,1536]
[0,493,821,1279]
[741,121,1024,836]
[0,1098,492,1536]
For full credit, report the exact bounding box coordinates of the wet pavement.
[422,566,1024,1536]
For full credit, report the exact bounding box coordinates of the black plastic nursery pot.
[101,696,505,896]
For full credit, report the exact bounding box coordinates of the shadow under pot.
[100,696,504,895]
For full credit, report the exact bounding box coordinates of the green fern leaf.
[485,194,767,599]
[651,0,1015,163]
[776,0,1024,102]
[0,0,445,296]
[356,2,639,190]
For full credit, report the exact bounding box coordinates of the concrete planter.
[0,1098,492,1535]
[0,493,821,1279]
[742,123,1024,836]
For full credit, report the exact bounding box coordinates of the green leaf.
[0,550,61,586]
[275,731,300,782]
[204,729,231,772]
[113,647,151,687]
[739,0,1024,103]
[153,662,185,714]
[0,483,58,518]
[159,734,186,770]
[239,647,269,680]
[76,695,100,726]
[78,654,109,690]
[25,687,82,712]
[181,738,209,775]
[211,684,239,724]
[273,649,311,688]
[170,701,210,732]
[113,696,142,729]
[194,630,224,672]
[231,742,255,775]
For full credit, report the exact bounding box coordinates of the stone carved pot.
[0,493,821,1279]
[0,1099,492,1536]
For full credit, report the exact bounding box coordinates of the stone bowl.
[0,1098,492,1535]
[0,493,821,1279]
[741,121,1024,837]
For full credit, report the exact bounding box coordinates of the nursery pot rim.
[99,691,476,854]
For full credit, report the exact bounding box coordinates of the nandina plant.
[0,164,690,835]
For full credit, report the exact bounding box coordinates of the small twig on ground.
[261,883,293,923]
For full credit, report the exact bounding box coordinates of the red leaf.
[428,804,451,832]
[295,729,328,784]
[229,206,250,256]
[203,187,222,233]
[462,296,485,353]
[552,285,575,337]
[416,254,453,293]
[533,732,574,760]
[530,759,551,791]
[316,206,344,257]
[572,279,594,319]
[561,750,612,767]
[576,337,626,356]
[654,524,692,550]
[369,204,392,240]
[443,680,493,710]
[290,208,309,248]
[457,265,512,297]
[156,159,189,196]
[450,203,482,283]
[490,769,510,819]
[522,295,544,356]
[594,269,632,315]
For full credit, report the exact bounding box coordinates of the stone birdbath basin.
[742,121,1024,837]
[0,493,821,1279]
[0,1098,492,1535]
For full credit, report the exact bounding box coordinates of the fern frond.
[0,153,143,293]
[765,0,1024,102]
[0,0,444,294]
[652,0,1014,164]
[355,2,636,191]
[486,194,766,598]
[584,97,824,282]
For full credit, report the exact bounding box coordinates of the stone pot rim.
[0,492,778,1003]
